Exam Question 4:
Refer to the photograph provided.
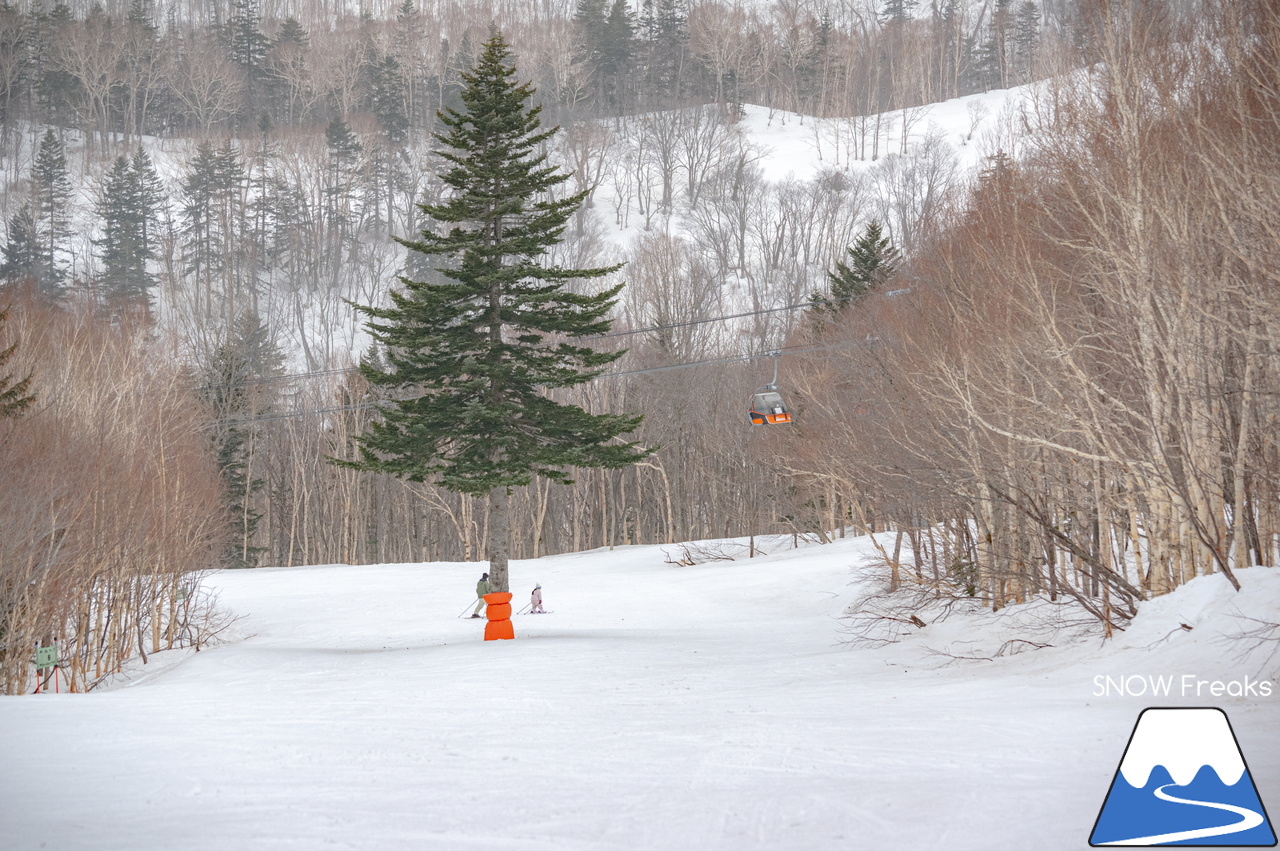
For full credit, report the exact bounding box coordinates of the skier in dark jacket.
[471,573,490,618]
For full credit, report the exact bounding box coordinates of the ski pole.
[516,603,531,615]
[458,600,477,618]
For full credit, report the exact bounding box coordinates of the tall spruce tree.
[393,0,426,129]
[1,204,42,291]
[602,0,637,111]
[343,31,648,592]
[811,220,899,315]
[181,142,245,322]
[324,118,362,234]
[368,51,410,146]
[573,0,636,112]
[1012,1,1040,82]
[638,0,687,106]
[229,0,269,122]
[95,149,163,313]
[31,128,72,294]
[3,129,74,297]
[132,148,164,252]
[200,310,283,568]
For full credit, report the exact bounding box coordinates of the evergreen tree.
[574,0,635,112]
[970,149,1020,209]
[323,118,363,278]
[638,0,687,106]
[601,0,637,111]
[31,129,70,221]
[574,0,608,102]
[811,220,899,315]
[95,149,163,313]
[938,0,973,98]
[361,124,406,237]
[973,0,1013,90]
[29,128,71,295]
[245,126,278,297]
[181,142,246,317]
[32,6,79,128]
[795,10,834,113]
[229,0,269,122]
[131,147,165,250]
[267,17,308,125]
[393,0,426,129]
[126,0,157,35]
[264,171,307,291]
[574,0,607,61]
[31,130,71,229]
[274,15,307,48]
[200,310,283,569]
[1012,1,1040,82]
[367,51,409,145]
[0,305,34,418]
[342,31,649,592]
[324,118,362,225]
[878,0,917,27]
[181,143,221,295]
[96,156,147,307]
[123,0,160,137]
[229,0,268,77]
[0,204,41,290]
[438,32,476,114]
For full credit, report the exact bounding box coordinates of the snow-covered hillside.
[1,82,1035,375]
[2,535,1276,850]
[736,86,1030,185]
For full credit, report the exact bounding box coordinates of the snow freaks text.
[1092,675,1275,699]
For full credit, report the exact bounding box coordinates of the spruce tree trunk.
[487,486,511,592]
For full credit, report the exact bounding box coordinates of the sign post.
[35,643,58,693]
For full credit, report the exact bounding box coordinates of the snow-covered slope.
[1,536,1276,850]
[738,86,1031,184]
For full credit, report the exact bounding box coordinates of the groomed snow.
[1,535,1276,850]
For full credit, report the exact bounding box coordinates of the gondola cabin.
[749,388,792,425]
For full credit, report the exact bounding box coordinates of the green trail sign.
[35,645,57,669]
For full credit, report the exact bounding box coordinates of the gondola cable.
[196,292,865,394]
[207,340,851,429]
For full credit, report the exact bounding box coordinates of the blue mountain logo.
[1091,707,1276,846]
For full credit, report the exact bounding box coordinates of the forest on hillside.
[0,0,1063,341]
[1,0,1277,693]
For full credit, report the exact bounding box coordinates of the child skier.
[530,583,544,613]
[471,572,490,618]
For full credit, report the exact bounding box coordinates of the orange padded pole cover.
[482,592,514,641]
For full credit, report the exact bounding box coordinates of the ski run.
[2,532,1277,850]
